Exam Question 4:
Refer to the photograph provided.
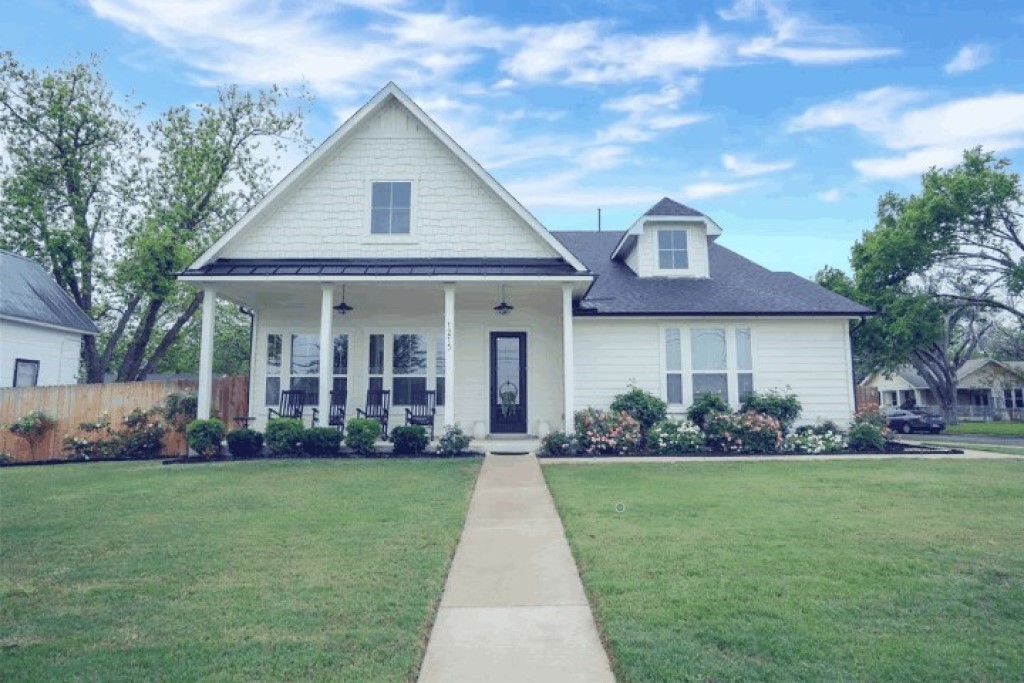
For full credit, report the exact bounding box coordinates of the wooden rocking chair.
[328,389,347,431]
[268,389,315,424]
[405,390,437,440]
[357,389,391,439]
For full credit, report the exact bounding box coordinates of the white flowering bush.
[786,426,847,454]
[646,419,704,454]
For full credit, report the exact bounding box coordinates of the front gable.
[194,84,584,269]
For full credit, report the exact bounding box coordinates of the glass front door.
[490,332,527,433]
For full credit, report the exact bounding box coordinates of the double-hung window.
[290,334,320,399]
[691,328,728,402]
[264,333,348,406]
[657,229,688,270]
[368,334,385,392]
[392,333,428,405]
[1005,387,1024,409]
[435,332,446,406]
[332,335,349,395]
[663,325,754,407]
[371,181,411,234]
[265,335,282,406]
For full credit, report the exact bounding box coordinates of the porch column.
[562,283,575,434]
[197,286,217,420]
[318,285,334,426]
[444,284,456,429]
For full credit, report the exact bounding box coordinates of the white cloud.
[681,180,759,200]
[722,153,793,176]
[818,188,842,202]
[505,172,659,208]
[790,88,1024,179]
[945,44,992,75]
[598,83,706,143]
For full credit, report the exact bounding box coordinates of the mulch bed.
[537,441,964,459]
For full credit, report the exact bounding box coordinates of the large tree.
[0,53,307,381]
[814,149,1022,419]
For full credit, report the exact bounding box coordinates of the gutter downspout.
[240,306,255,422]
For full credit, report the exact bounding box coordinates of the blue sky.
[4,0,1024,276]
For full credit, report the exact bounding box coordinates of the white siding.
[0,319,82,387]
[219,101,558,260]
[574,317,856,426]
[633,221,710,278]
[249,283,564,435]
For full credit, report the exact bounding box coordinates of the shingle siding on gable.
[633,223,710,277]
[219,101,557,260]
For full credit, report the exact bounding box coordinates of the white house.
[862,359,1024,421]
[180,83,870,437]
[0,250,98,387]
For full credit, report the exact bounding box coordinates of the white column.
[318,285,334,426]
[197,286,217,420]
[562,283,575,434]
[444,284,456,428]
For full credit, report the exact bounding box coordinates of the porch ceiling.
[182,257,584,278]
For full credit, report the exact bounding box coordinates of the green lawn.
[945,422,1024,437]
[545,461,1024,682]
[1,458,480,682]
[924,441,1024,456]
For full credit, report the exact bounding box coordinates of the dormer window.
[371,181,411,234]
[657,229,688,270]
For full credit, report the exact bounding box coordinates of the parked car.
[885,409,946,434]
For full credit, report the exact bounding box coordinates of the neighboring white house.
[179,83,870,437]
[861,359,1024,421]
[0,250,98,387]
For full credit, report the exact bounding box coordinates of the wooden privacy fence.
[855,385,879,412]
[0,376,248,462]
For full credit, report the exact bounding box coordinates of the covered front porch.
[189,277,583,438]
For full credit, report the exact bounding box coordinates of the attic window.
[658,229,688,270]
[371,181,411,234]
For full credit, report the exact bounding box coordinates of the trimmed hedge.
[303,427,341,456]
[265,419,305,456]
[391,425,429,455]
[226,428,264,458]
[345,419,380,456]
[186,419,223,458]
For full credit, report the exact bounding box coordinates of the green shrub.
[186,419,224,458]
[686,392,730,430]
[610,385,667,432]
[163,392,198,439]
[436,425,472,457]
[304,427,341,456]
[574,408,644,455]
[345,418,381,456]
[539,430,578,456]
[847,422,887,451]
[265,418,306,456]
[119,408,166,458]
[226,428,264,458]
[704,411,783,454]
[646,419,704,454]
[5,410,56,457]
[740,390,802,433]
[391,425,429,455]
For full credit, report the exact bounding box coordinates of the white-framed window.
[657,229,688,270]
[691,327,728,402]
[13,358,40,387]
[370,181,411,234]
[1004,388,1024,409]
[663,324,755,407]
[736,328,753,400]
[436,332,446,406]
[264,333,348,407]
[265,335,282,406]
[392,333,428,405]
[368,333,385,392]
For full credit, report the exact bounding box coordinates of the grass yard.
[945,421,1024,437]
[545,460,1024,682]
[924,441,1024,456]
[1,458,480,682]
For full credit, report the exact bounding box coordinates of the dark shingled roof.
[182,257,581,278]
[645,197,704,217]
[552,231,872,317]
[0,251,99,334]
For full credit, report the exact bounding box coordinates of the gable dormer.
[611,198,722,278]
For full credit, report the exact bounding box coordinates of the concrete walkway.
[418,454,615,683]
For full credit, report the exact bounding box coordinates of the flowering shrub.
[63,408,165,460]
[704,411,783,454]
[786,425,847,454]
[686,393,729,430]
[5,411,56,456]
[853,405,886,428]
[610,386,667,432]
[847,422,888,451]
[740,390,802,433]
[574,408,644,455]
[539,430,579,456]
[646,419,704,454]
[436,425,472,457]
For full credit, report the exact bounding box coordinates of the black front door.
[490,332,527,434]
